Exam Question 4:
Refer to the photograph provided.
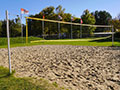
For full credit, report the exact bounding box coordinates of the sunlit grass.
[0,66,68,90]
[0,36,120,48]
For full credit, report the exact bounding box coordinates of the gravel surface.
[0,45,120,90]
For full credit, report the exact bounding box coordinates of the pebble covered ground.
[0,45,120,90]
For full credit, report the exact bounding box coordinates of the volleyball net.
[25,17,114,45]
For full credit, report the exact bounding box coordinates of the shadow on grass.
[0,74,10,78]
[0,66,14,78]
[90,36,120,42]
[0,71,15,79]
[0,66,67,90]
[0,67,20,78]
[90,37,120,42]
[90,37,111,42]
[0,66,47,90]
[89,36,120,47]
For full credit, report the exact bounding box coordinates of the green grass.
[31,41,120,46]
[0,37,43,46]
[0,36,120,48]
[0,66,68,90]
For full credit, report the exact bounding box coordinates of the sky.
[0,0,120,23]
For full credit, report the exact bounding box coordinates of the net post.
[71,21,73,39]
[26,18,28,43]
[42,20,44,39]
[20,14,23,43]
[6,10,12,74]
[80,25,82,38]
[58,22,60,39]
[20,14,23,37]
[112,25,114,46]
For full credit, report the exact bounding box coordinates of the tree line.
[27,5,112,38]
[0,18,21,37]
[0,5,120,38]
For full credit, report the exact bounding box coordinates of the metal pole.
[58,23,60,39]
[26,19,28,43]
[6,10,12,74]
[42,21,44,39]
[71,21,73,39]
[80,25,82,38]
[112,26,114,46]
[20,14,23,43]
[20,14,23,37]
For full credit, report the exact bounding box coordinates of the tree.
[41,6,55,19]
[9,17,21,37]
[63,13,71,22]
[0,18,21,37]
[56,5,65,16]
[81,9,96,36]
[92,10,112,32]
[110,19,120,31]
[92,10,112,25]
[110,19,120,38]
[28,6,100,38]
[28,6,57,37]
[1,20,7,37]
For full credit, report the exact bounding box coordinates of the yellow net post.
[26,18,28,43]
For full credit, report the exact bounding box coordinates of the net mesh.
[26,17,113,40]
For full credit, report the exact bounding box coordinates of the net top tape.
[26,17,112,28]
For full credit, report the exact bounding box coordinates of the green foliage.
[92,10,112,25]
[0,17,21,37]
[28,5,74,39]
[41,6,55,19]
[110,19,120,31]
[1,20,7,37]
[10,18,21,37]
[110,19,120,40]
[82,9,96,24]
[56,5,65,16]
[52,82,58,87]
[92,10,112,32]
[81,9,96,36]
[63,13,71,22]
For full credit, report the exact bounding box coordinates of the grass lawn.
[0,36,120,48]
[0,37,43,46]
[0,66,68,90]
